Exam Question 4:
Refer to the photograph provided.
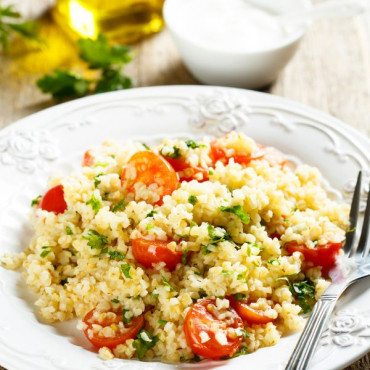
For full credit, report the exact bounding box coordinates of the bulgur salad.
[1,132,349,362]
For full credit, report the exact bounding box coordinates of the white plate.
[0,86,369,370]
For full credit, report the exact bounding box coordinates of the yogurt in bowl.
[164,0,311,89]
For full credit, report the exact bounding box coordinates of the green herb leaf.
[112,200,126,213]
[83,230,108,249]
[188,195,198,205]
[106,251,126,261]
[158,319,167,326]
[40,245,53,258]
[146,210,157,218]
[78,34,132,69]
[122,309,132,324]
[66,226,73,235]
[161,275,175,291]
[182,248,189,265]
[185,140,200,149]
[237,270,248,282]
[111,298,120,303]
[94,173,103,188]
[95,67,132,93]
[133,329,159,360]
[86,193,102,214]
[233,347,248,357]
[121,263,132,279]
[146,223,154,230]
[161,146,181,159]
[150,292,159,299]
[267,259,281,266]
[142,143,151,150]
[37,70,90,100]
[219,205,250,225]
[31,195,42,207]
[207,225,230,244]
[233,293,246,301]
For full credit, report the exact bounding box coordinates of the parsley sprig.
[133,329,159,360]
[37,34,132,99]
[219,205,250,224]
[0,3,40,51]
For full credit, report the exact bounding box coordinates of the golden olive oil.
[52,0,165,43]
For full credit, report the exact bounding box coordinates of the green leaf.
[142,143,151,150]
[146,223,154,230]
[237,270,248,282]
[185,140,200,149]
[146,210,157,218]
[95,68,132,93]
[133,329,159,360]
[222,270,232,276]
[121,263,132,279]
[158,319,167,326]
[78,34,132,69]
[219,205,250,225]
[233,293,246,301]
[111,298,119,303]
[150,292,159,299]
[122,309,132,324]
[182,248,189,265]
[106,251,126,261]
[267,259,281,266]
[66,226,73,235]
[83,230,108,249]
[112,200,126,213]
[188,195,197,205]
[40,245,53,258]
[31,195,42,207]
[161,146,181,159]
[233,347,248,358]
[161,275,175,291]
[207,225,230,244]
[86,193,102,214]
[94,173,103,188]
[36,70,90,100]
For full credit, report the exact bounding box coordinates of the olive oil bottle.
[52,0,165,43]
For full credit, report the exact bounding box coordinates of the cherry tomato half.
[228,296,275,325]
[285,241,342,271]
[210,141,265,166]
[82,150,94,167]
[121,151,179,203]
[83,308,144,349]
[39,185,67,215]
[184,299,243,359]
[131,238,184,271]
[163,157,208,182]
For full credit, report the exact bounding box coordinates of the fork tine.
[344,171,362,256]
[357,183,370,258]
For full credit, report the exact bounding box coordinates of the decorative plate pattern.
[0,86,369,370]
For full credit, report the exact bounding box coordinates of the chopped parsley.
[233,347,248,358]
[161,275,175,291]
[233,293,246,301]
[188,195,198,205]
[94,173,103,187]
[83,230,108,249]
[86,193,102,213]
[201,245,213,255]
[222,270,232,276]
[185,140,206,149]
[146,210,157,218]
[146,223,154,230]
[182,248,189,265]
[112,200,126,212]
[93,162,108,168]
[207,225,231,244]
[150,292,159,299]
[237,271,248,282]
[121,263,132,279]
[292,205,299,212]
[278,277,315,314]
[31,195,42,207]
[111,298,120,303]
[158,319,167,326]
[40,245,53,258]
[122,309,132,324]
[219,205,250,224]
[142,143,151,150]
[161,146,181,159]
[133,329,159,360]
[104,250,126,261]
[267,259,281,266]
[66,226,73,235]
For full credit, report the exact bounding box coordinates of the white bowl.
[164,0,311,89]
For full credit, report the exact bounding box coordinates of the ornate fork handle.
[285,294,338,370]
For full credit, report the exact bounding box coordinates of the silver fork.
[285,171,370,370]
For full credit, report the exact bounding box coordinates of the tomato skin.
[39,185,67,215]
[83,308,144,349]
[183,299,243,359]
[82,150,94,167]
[164,157,209,182]
[210,141,265,166]
[131,238,184,271]
[228,296,275,325]
[285,241,342,271]
[121,151,179,203]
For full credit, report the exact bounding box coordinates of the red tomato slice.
[228,296,275,325]
[39,185,67,215]
[131,238,184,271]
[184,299,243,359]
[83,150,94,167]
[164,157,209,182]
[285,241,342,271]
[121,151,179,203]
[83,308,144,349]
[210,141,265,166]
[269,232,282,240]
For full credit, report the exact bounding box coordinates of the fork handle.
[285,296,338,370]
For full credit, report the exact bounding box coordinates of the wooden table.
[0,2,369,369]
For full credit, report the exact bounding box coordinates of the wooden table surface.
[0,1,369,369]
